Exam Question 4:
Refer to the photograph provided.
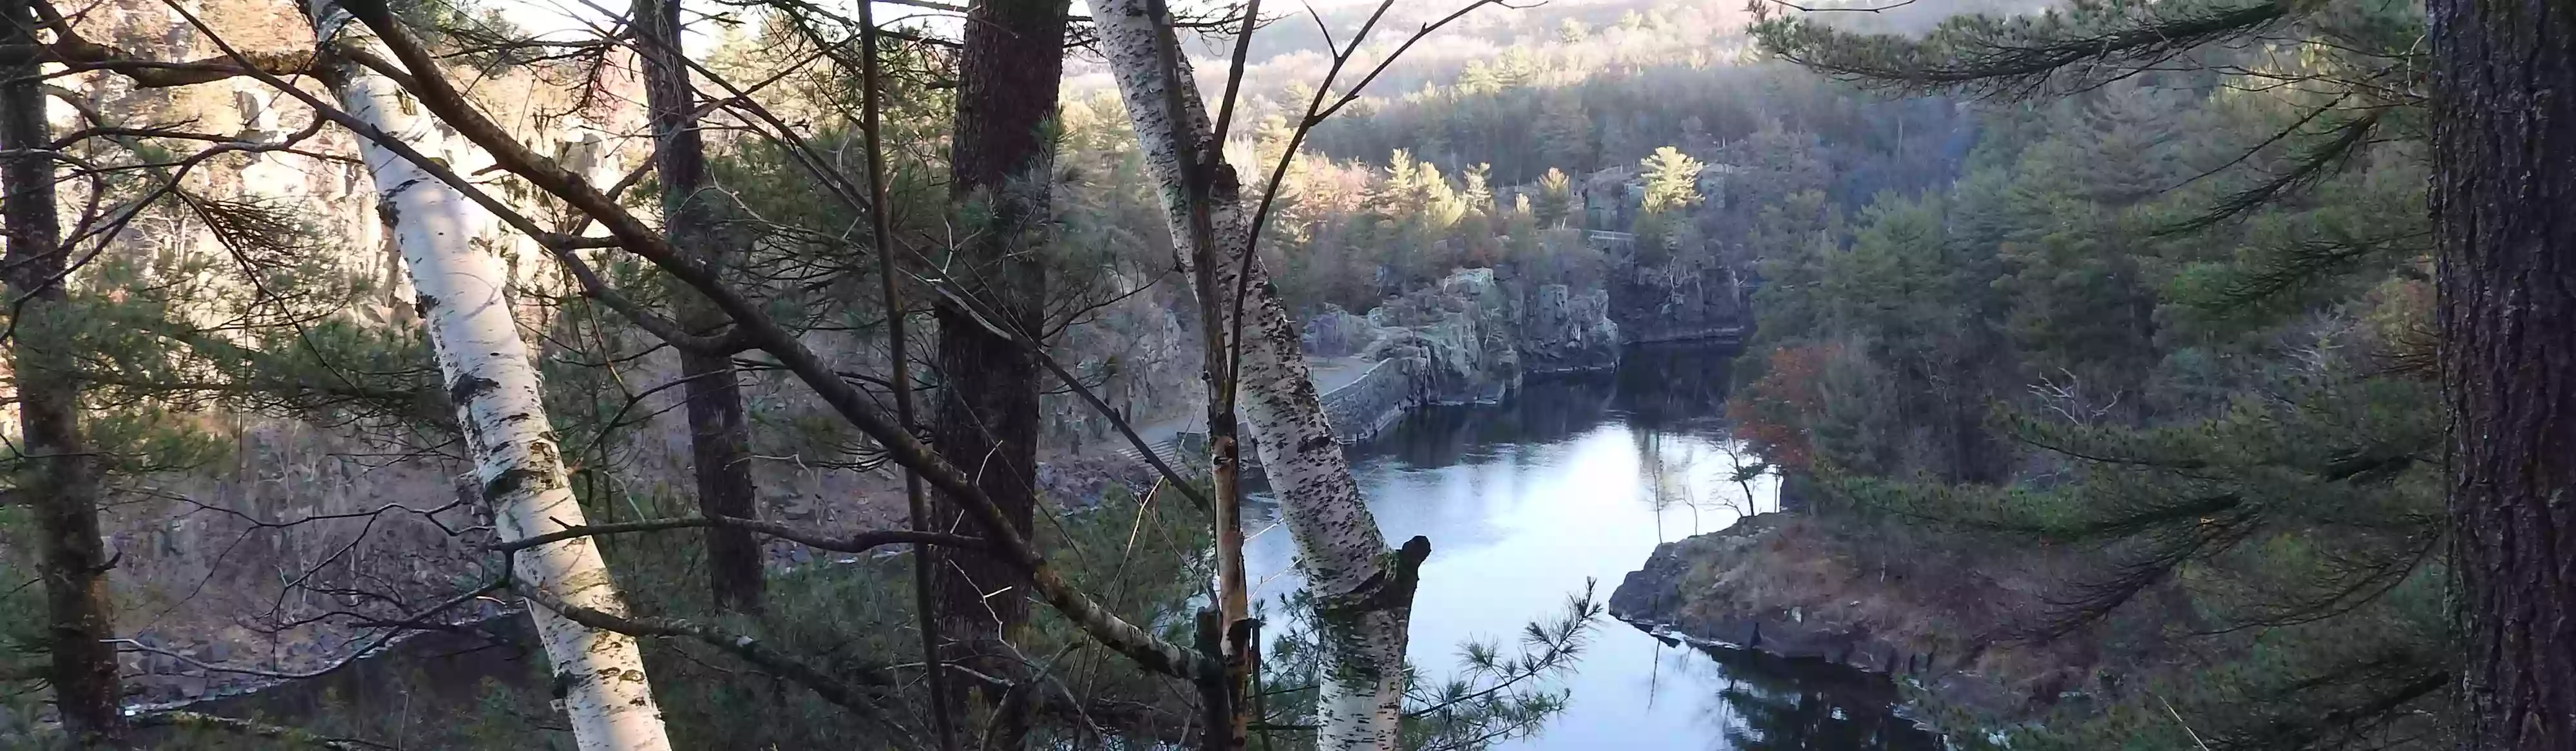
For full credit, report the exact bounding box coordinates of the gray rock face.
[1608,259,1749,343]
[1363,269,1521,404]
[1316,358,1425,444]
[1518,283,1622,373]
[1309,267,1622,410]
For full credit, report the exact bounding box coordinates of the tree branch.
[489,515,985,553]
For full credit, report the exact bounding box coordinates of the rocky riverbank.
[1301,268,1623,443]
[1607,512,2111,724]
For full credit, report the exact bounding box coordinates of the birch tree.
[1092,4,1432,747]
[299,3,672,748]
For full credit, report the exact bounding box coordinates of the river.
[173,346,1933,750]
[1244,345,1939,750]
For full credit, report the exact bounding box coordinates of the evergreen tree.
[1638,146,1705,214]
[1536,95,1596,175]
[1534,167,1577,229]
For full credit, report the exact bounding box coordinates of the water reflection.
[1245,345,1938,750]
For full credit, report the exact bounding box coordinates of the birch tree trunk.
[1,0,126,743]
[1092,5,1428,748]
[303,5,672,748]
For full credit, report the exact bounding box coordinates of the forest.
[0,0,2571,748]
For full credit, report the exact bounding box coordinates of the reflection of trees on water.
[1647,638,1944,751]
[1367,372,1622,470]
[1361,344,1743,470]
[1626,345,1770,539]
[1613,345,1739,433]
[1637,428,1709,538]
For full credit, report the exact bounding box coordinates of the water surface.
[1244,345,1940,750]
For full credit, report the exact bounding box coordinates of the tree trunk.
[1090,4,1427,748]
[933,0,1066,724]
[1,0,125,743]
[632,0,763,613]
[305,5,673,748]
[2433,0,2576,747]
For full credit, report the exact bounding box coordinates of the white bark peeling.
[306,5,673,750]
[1090,3,1414,748]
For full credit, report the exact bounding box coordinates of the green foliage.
[1258,582,1605,751]
[1732,0,2448,744]
[0,506,55,741]
[1752,0,2295,100]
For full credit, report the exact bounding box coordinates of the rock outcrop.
[1517,282,1622,372]
[1316,358,1426,444]
[1304,267,1622,410]
[1608,261,1750,343]
[1359,269,1524,404]
[1609,513,2107,720]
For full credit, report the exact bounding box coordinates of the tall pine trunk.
[1091,4,1426,748]
[303,3,672,748]
[632,0,763,613]
[931,0,1065,701]
[1,0,125,743]
[2431,0,2576,746]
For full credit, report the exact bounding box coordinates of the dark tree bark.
[2430,0,2576,746]
[634,0,763,611]
[933,0,1069,743]
[933,0,1067,650]
[2,0,124,743]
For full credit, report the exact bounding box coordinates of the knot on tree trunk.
[1326,535,1432,618]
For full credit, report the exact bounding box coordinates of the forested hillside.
[1645,0,2454,747]
[5,0,2575,747]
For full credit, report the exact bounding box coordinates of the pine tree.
[935,0,1070,739]
[0,0,121,741]
[1534,167,1577,229]
[1558,18,1589,44]
[1463,162,1495,215]
[1638,146,1705,214]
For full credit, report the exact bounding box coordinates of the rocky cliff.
[1608,513,2107,721]
[1609,261,1749,343]
[1305,267,1622,410]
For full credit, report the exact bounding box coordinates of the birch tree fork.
[300,3,673,748]
[1091,3,1430,748]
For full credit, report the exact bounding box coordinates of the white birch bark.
[304,5,674,750]
[1090,4,1421,748]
